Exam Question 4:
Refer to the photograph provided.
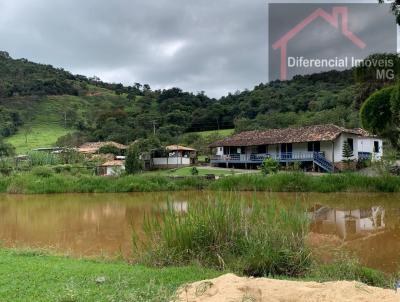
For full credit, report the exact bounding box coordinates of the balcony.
[210,151,333,172]
[211,152,317,163]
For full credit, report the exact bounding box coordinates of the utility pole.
[151,120,157,135]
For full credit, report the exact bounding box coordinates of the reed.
[133,197,311,277]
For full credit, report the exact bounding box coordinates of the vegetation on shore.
[133,198,311,277]
[0,246,396,302]
[0,171,399,194]
[0,248,220,302]
[132,196,397,292]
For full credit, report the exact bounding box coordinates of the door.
[281,143,292,159]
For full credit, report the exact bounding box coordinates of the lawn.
[0,249,220,302]
[145,166,257,177]
[189,128,234,138]
[5,124,71,154]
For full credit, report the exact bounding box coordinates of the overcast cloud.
[0,0,396,97]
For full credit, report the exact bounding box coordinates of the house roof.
[78,141,128,154]
[100,160,125,167]
[166,145,196,152]
[209,124,374,147]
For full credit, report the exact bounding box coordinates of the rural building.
[97,160,125,176]
[78,141,127,155]
[209,124,383,172]
[151,145,197,169]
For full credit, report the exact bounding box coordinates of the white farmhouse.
[209,124,382,172]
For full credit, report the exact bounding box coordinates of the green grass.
[5,124,71,154]
[210,172,400,193]
[145,167,251,177]
[0,171,399,194]
[0,249,220,302]
[5,92,130,154]
[134,197,311,277]
[189,128,234,138]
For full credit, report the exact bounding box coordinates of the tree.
[125,144,142,174]
[342,141,354,166]
[360,85,400,149]
[260,157,279,175]
[22,124,33,144]
[379,0,400,25]
[0,140,15,157]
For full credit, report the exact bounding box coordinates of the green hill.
[0,51,375,154]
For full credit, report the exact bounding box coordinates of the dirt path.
[175,274,399,302]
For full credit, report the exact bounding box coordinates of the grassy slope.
[5,86,128,154]
[0,249,220,302]
[190,128,234,137]
[5,124,71,154]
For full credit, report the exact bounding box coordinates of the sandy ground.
[174,274,399,302]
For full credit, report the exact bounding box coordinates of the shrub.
[260,157,279,175]
[98,144,121,156]
[52,165,72,174]
[133,197,311,277]
[28,152,61,166]
[190,167,199,175]
[307,254,390,288]
[31,166,53,178]
[125,144,142,174]
[0,140,15,157]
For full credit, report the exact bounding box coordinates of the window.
[374,141,379,153]
[307,141,320,152]
[257,145,267,154]
[347,138,354,151]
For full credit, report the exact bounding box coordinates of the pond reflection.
[0,192,399,272]
[309,205,386,240]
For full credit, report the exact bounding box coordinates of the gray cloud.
[0,0,396,97]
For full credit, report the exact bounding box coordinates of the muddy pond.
[0,192,399,273]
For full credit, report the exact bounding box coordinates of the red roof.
[209,124,374,147]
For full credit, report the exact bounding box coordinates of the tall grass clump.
[27,151,61,166]
[133,197,311,277]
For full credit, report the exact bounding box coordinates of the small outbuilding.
[151,145,197,169]
[97,160,125,176]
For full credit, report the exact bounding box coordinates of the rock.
[95,276,106,284]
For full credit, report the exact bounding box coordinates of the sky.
[0,0,397,98]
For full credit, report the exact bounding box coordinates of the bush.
[133,197,311,277]
[260,157,279,175]
[0,140,15,157]
[52,165,72,174]
[190,167,199,175]
[28,152,61,166]
[98,144,121,156]
[125,144,142,174]
[307,255,390,288]
[31,166,53,178]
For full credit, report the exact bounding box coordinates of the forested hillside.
[0,51,373,152]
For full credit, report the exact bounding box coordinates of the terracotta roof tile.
[209,124,373,147]
[78,141,128,154]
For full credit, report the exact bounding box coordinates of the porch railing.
[211,152,322,162]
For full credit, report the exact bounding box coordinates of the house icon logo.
[272,6,366,81]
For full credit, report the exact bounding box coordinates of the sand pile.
[175,274,399,302]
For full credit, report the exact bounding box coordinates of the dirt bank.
[175,274,399,302]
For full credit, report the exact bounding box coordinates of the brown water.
[0,192,399,272]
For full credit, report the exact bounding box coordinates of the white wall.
[153,157,191,166]
[333,133,359,163]
[217,135,383,164]
[332,134,383,162]
[106,166,125,176]
[358,138,383,161]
